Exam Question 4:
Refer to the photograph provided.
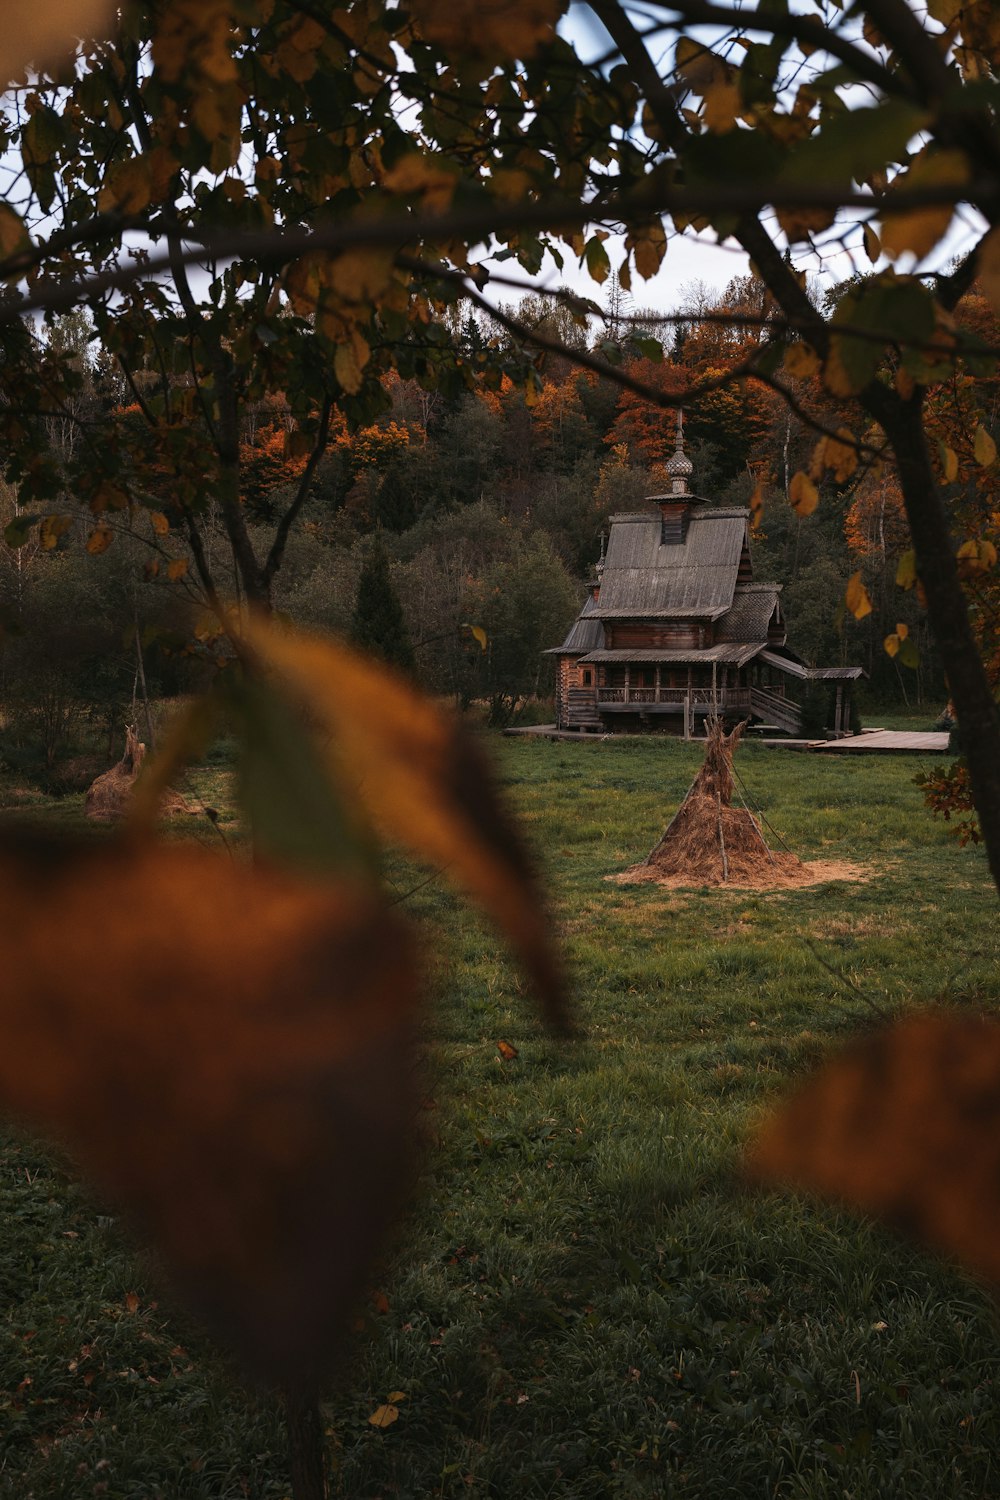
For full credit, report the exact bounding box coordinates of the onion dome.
[665,410,692,495]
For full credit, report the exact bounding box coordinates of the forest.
[5,265,985,791]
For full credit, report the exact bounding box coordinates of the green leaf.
[632,336,664,363]
[779,102,926,187]
[583,236,611,284]
[234,673,379,882]
[897,636,920,669]
[3,513,36,549]
[896,550,918,589]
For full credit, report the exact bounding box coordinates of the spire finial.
[665,407,693,495]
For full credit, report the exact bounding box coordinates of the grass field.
[1,732,998,1499]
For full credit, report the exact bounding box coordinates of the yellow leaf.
[150,511,170,537]
[387,1390,407,1403]
[98,156,154,216]
[86,525,113,555]
[973,425,996,467]
[0,834,422,1386]
[813,428,858,484]
[941,444,959,482]
[880,149,968,261]
[702,79,740,134]
[39,514,71,551]
[775,204,837,242]
[896,550,917,589]
[845,571,873,619]
[748,1013,1000,1285]
[782,343,820,380]
[884,632,900,657]
[91,479,130,513]
[383,153,456,211]
[748,478,764,531]
[896,622,909,641]
[788,471,819,517]
[957,538,998,577]
[243,619,569,1033]
[628,222,667,282]
[368,1404,400,1429]
[464,623,488,652]
[328,248,394,303]
[0,0,115,81]
[335,342,364,395]
[166,558,189,581]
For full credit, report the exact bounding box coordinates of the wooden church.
[549,419,862,737]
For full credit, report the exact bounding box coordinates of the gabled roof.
[546,591,605,654]
[592,508,750,620]
[716,583,783,643]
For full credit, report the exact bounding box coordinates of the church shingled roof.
[593,509,750,619]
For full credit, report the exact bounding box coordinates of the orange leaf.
[86,525,113,555]
[166,558,189,581]
[788,471,819,517]
[497,1039,518,1060]
[0,834,422,1386]
[368,1403,400,1428]
[749,1014,1000,1284]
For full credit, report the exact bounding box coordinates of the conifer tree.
[350,533,416,675]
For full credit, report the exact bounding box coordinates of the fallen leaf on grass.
[369,1403,400,1428]
[497,1039,519,1060]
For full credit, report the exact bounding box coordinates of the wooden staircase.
[749,686,802,736]
[564,687,603,729]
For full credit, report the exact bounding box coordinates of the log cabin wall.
[607,621,702,649]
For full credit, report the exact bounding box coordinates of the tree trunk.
[872,389,1000,894]
[285,1387,328,1500]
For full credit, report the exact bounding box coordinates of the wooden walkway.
[763,729,950,754]
[505,725,951,753]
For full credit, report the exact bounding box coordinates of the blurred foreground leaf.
[243,619,570,1034]
[0,831,421,1389]
[749,1013,1000,1283]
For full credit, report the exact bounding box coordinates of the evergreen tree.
[350,533,416,675]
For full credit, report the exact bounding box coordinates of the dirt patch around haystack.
[607,852,872,891]
[608,718,871,891]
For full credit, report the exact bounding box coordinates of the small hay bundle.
[636,717,805,887]
[85,726,190,823]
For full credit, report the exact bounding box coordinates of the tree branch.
[263,397,334,589]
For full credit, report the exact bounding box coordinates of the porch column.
[624,662,630,704]
[654,663,661,703]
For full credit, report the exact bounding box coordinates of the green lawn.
[1,734,998,1499]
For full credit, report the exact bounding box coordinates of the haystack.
[85,725,191,822]
[619,718,808,888]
